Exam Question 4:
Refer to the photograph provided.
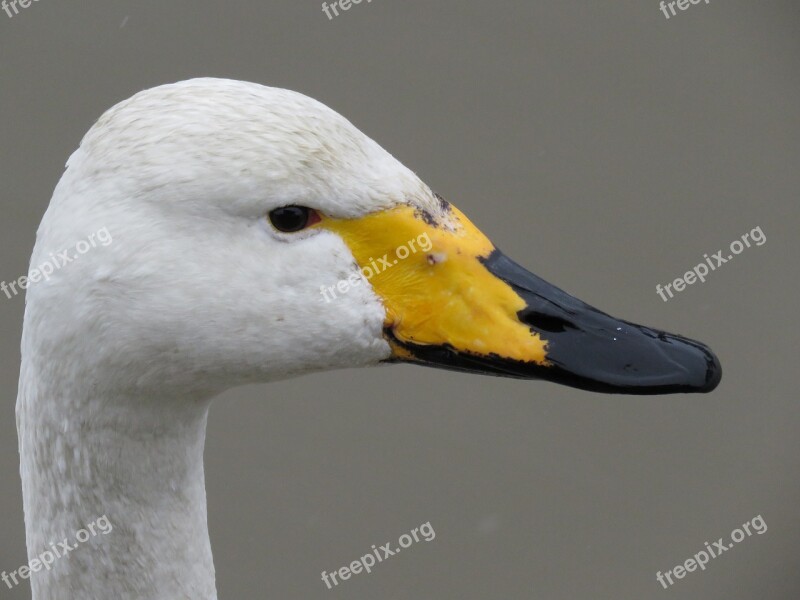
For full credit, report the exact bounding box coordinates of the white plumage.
[18,78,441,599]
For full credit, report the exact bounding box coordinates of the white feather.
[18,78,444,599]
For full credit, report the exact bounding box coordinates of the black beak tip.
[654,330,722,394]
[698,345,723,393]
[480,250,724,395]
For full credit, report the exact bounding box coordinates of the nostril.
[519,310,572,333]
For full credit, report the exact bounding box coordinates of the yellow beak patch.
[320,203,549,366]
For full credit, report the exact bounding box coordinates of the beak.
[322,201,722,394]
[391,249,722,394]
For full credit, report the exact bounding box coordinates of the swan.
[16,78,721,599]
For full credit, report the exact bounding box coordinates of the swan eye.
[267,206,320,232]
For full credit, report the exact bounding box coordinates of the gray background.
[1,1,798,598]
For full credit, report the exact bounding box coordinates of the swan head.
[28,78,720,396]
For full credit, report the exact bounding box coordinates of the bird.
[16,78,721,599]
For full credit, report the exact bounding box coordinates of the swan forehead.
[73,78,435,218]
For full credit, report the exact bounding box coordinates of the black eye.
[267,206,320,232]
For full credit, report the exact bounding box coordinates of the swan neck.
[17,363,218,600]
